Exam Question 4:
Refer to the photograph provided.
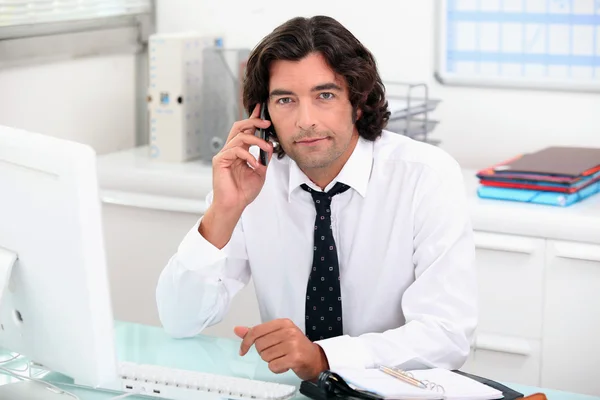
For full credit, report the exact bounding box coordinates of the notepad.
[335,368,503,400]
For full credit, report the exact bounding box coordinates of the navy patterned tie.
[301,182,350,342]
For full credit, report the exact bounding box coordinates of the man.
[156,15,477,382]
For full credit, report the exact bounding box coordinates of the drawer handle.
[553,242,600,263]
[100,190,207,214]
[474,233,537,254]
[473,333,532,356]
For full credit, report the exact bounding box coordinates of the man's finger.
[251,103,261,118]
[218,147,259,169]
[233,326,250,339]
[268,356,291,374]
[259,341,290,363]
[225,118,271,144]
[239,320,286,356]
[254,329,288,353]
[223,133,273,154]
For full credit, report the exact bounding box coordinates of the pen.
[378,365,427,390]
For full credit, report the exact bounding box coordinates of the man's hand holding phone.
[199,104,274,249]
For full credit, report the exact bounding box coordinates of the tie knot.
[300,182,350,205]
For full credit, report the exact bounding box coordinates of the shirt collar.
[287,136,374,202]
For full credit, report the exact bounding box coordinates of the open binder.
[300,370,525,400]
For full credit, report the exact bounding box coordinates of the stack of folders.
[476,146,600,207]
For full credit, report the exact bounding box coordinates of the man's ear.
[352,107,363,123]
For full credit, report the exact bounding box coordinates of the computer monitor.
[0,125,118,389]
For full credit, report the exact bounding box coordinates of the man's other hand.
[234,318,329,381]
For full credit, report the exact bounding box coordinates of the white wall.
[157,0,600,169]
[0,54,136,154]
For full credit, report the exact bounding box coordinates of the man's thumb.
[234,326,250,338]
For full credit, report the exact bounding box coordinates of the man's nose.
[296,102,317,131]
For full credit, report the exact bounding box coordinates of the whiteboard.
[435,0,600,92]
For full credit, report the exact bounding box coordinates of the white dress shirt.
[156,130,477,371]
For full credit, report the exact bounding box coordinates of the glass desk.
[0,321,598,400]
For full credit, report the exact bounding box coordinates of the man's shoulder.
[373,130,461,178]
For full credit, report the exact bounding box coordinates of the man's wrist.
[315,343,330,375]
[208,200,245,221]
[199,205,243,249]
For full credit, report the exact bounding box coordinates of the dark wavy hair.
[243,15,390,158]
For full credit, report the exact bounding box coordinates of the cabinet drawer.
[462,333,541,387]
[474,231,545,339]
[541,240,600,396]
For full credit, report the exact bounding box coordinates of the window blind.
[0,0,152,27]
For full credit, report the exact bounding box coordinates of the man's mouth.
[295,137,328,144]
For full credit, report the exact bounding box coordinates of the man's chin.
[285,146,341,170]
[294,156,336,170]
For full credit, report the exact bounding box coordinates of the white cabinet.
[541,240,600,396]
[462,231,545,386]
[472,231,545,339]
[465,335,542,386]
[102,201,200,326]
[463,232,600,396]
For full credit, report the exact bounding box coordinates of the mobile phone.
[257,103,275,166]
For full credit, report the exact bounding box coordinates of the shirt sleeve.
[155,191,251,338]
[316,157,477,371]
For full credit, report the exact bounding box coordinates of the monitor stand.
[0,380,76,399]
[0,248,89,400]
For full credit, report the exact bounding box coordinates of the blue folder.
[477,181,600,207]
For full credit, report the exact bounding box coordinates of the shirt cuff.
[315,335,374,371]
[177,217,227,272]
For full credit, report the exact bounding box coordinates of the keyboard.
[117,361,298,400]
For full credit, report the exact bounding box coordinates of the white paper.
[335,367,503,400]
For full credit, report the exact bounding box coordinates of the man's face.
[267,52,358,171]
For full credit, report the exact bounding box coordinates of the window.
[0,0,155,67]
[0,1,152,27]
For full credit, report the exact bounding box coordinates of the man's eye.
[319,92,335,100]
[276,98,292,104]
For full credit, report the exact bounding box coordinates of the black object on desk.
[300,371,383,400]
[300,370,524,400]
